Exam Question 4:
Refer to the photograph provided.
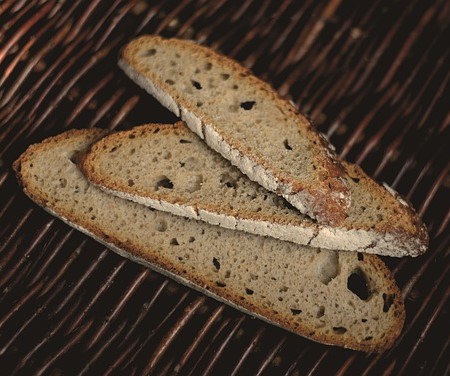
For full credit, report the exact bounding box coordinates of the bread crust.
[14,129,405,353]
[119,35,351,225]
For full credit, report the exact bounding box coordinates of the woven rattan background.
[0,0,449,374]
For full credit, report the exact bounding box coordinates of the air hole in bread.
[365,336,373,341]
[212,257,220,270]
[316,251,339,285]
[245,288,254,295]
[155,176,174,190]
[291,309,302,315]
[165,79,175,85]
[186,174,203,193]
[221,73,230,80]
[382,293,395,312]
[333,327,347,334]
[188,236,195,243]
[232,84,239,90]
[240,101,256,110]
[128,134,135,139]
[170,60,176,67]
[69,154,79,164]
[351,177,360,183]
[248,192,257,200]
[170,238,179,245]
[357,253,364,261]
[347,269,370,300]
[128,179,135,187]
[196,101,203,107]
[179,139,192,144]
[316,306,325,318]
[59,178,67,188]
[143,48,156,56]
[155,220,167,232]
[205,62,212,70]
[215,281,226,287]
[162,151,171,159]
[361,318,367,322]
[191,80,202,89]
[220,172,237,188]
[283,139,293,150]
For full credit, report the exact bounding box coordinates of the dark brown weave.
[0,1,448,374]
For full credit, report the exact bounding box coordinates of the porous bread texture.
[81,123,428,257]
[119,35,350,225]
[14,129,405,353]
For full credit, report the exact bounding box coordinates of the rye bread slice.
[119,35,350,225]
[81,123,428,257]
[14,129,405,352]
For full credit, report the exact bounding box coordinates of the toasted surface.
[14,129,405,352]
[81,123,428,257]
[119,35,350,225]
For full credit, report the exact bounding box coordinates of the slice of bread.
[14,128,405,352]
[119,35,350,225]
[81,123,428,257]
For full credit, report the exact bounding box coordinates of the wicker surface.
[0,0,449,374]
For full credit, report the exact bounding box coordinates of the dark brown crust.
[14,129,405,353]
[119,35,350,225]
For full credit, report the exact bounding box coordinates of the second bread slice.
[80,123,428,257]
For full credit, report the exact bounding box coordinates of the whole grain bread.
[81,123,428,257]
[119,35,350,225]
[14,129,405,352]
